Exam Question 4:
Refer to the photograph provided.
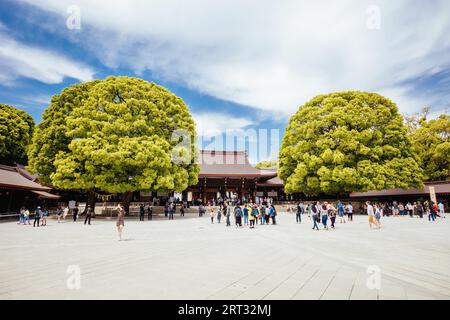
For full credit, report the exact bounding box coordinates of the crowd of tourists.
[205,202,278,228]
[15,198,447,235]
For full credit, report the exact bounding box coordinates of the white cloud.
[18,0,450,116]
[0,31,95,84]
[193,112,254,137]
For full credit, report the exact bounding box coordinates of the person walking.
[243,204,249,226]
[164,203,169,217]
[367,201,376,228]
[399,202,405,216]
[345,202,353,222]
[180,204,185,217]
[169,202,175,220]
[438,202,445,216]
[296,202,304,223]
[84,207,93,225]
[270,204,277,225]
[56,205,63,223]
[336,200,345,223]
[225,203,231,227]
[321,203,328,230]
[311,202,319,230]
[33,206,41,227]
[250,205,258,229]
[116,204,125,241]
[41,207,49,226]
[234,205,243,227]
[63,205,69,221]
[18,207,25,225]
[210,207,215,224]
[139,203,145,221]
[259,205,265,225]
[327,203,337,229]
[374,204,382,228]
[416,201,424,219]
[73,205,79,222]
[147,204,153,220]
[406,202,414,218]
[393,201,399,216]
[23,208,31,225]
[428,202,436,222]
[217,205,222,224]
[198,203,204,217]
[264,205,271,225]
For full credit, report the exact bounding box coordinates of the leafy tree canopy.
[28,76,199,193]
[279,91,424,195]
[410,114,450,181]
[255,160,278,169]
[0,103,34,165]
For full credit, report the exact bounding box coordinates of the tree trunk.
[122,191,133,215]
[84,190,96,215]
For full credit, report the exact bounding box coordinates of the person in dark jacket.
[84,207,93,225]
[139,203,145,221]
[33,206,42,227]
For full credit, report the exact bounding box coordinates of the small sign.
[68,200,76,209]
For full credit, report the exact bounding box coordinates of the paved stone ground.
[1,212,450,300]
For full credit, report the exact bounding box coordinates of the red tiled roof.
[257,176,284,186]
[0,165,51,191]
[349,181,450,198]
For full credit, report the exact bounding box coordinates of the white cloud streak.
[0,30,95,84]
[17,0,450,116]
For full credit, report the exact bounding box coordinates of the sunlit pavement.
[1,213,449,300]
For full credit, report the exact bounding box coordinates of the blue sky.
[1,0,449,163]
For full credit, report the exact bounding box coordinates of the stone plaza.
[1,212,450,300]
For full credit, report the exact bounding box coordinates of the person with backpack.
[270,204,277,225]
[264,205,271,225]
[250,205,259,229]
[33,206,42,227]
[234,205,243,227]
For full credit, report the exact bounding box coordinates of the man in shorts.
[366,201,376,229]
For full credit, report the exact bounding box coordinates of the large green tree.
[409,114,450,181]
[279,91,424,195]
[0,103,34,165]
[28,76,199,210]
